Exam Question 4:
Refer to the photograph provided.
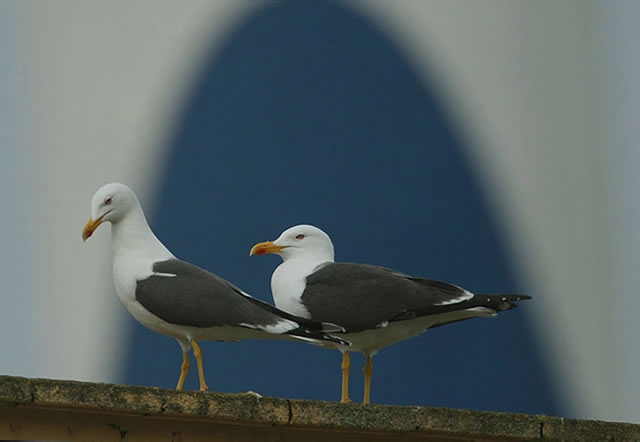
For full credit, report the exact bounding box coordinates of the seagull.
[250,224,530,404]
[82,184,348,391]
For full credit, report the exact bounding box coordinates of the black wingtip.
[480,293,531,303]
[483,294,531,311]
[483,293,531,300]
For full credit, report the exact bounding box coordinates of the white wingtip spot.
[153,272,177,277]
[434,290,474,306]
[261,319,298,334]
[291,335,317,343]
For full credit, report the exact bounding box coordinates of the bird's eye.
[104,197,112,205]
[295,234,305,240]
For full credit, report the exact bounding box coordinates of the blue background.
[125,0,558,414]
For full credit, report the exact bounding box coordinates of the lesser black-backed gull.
[250,224,530,404]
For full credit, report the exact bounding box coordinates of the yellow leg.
[192,340,209,391]
[176,351,189,390]
[363,354,373,404]
[340,352,352,403]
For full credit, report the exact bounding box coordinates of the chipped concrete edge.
[0,375,638,440]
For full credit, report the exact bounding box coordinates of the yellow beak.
[82,214,107,241]
[249,241,286,256]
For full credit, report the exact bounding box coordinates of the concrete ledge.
[0,375,638,441]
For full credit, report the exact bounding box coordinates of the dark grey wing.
[136,259,349,345]
[302,263,530,332]
[136,259,278,328]
[303,263,461,332]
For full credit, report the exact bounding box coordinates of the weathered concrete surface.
[0,375,637,441]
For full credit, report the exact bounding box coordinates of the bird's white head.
[82,182,139,241]
[250,224,335,262]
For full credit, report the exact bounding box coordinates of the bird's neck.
[280,252,334,275]
[111,208,173,262]
[271,253,333,318]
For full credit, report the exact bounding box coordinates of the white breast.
[271,258,326,319]
[112,252,151,305]
[111,234,175,328]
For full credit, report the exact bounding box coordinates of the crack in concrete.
[286,399,293,425]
